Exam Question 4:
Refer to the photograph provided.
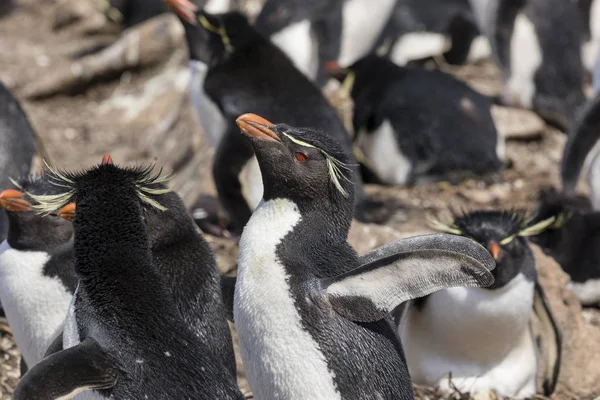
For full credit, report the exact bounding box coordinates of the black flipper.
[14,338,119,400]
[561,94,600,194]
[43,331,64,358]
[322,233,495,322]
[533,282,561,396]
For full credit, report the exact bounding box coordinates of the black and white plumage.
[476,0,586,130]
[401,210,561,397]
[0,81,39,242]
[233,113,496,399]
[168,4,391,236]
[0,177,76,373]
[14,163,243,400]
[328,55,502,185]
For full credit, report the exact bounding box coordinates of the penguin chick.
[530,187,600,307]
[233,113,495,400]
[45,154,237,378]
[327,56,503,185]
[402,210,562,398]
[0,81,40,242]
[478,0,586,130]
[167,3,391,236]
[0,177,75,372]
[15,162,243,400]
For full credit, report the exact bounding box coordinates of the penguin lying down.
[406,210,562,398]
[233,113,496,399]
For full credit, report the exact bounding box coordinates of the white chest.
[188,60,227,149]
[271,20,319,81]
[400,273,538,398]
[582,0,600,71]
[358,120,412,185]
[234,199,340,400]
[0,241,72,367]
[504,13,542,108]
[239,155,264,212]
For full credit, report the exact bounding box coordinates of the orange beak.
[236,114,280,142]
[101,153,113,165]
[164,0,198,24]
[58,202,76,222]
[0,190,32,212]
[324,60,346,80]
[488,241,502,262]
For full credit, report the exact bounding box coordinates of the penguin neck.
[6,212,73,253]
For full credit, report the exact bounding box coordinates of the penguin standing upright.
[0,177,76,372]
[476,0,586,130]
[401,210,562,398]
[233,113,496,399]
[0,81,40,242]
[530,188,600,307]
[45,154,237,377]
[15,162,243,400]
[253,0,396,84]
[167,2,391,236]
[327,56,503,185]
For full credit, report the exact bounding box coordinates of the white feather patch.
[235,199,341,400]
[567,279,600,306]
[270,20,318,80]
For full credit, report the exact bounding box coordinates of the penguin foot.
[354,198,398,225]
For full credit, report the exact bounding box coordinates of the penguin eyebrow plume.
[499,216,557,245]
[129,165,174,211]
[426,214,464,235]
[282,132,354,197]
[9,177,22,190]
[198,15,234,53]
[341,70,355,94]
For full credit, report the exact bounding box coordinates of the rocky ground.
[1,0,599,399]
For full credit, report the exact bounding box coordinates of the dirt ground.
[1,0,599,399]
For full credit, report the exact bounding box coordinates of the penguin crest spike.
[101,154,113,165]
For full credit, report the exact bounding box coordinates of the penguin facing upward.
[55,163,237,376]
[253,0,396,85]
[167,3,391,236]
[233,113,496,399]
[0,177,76,372]
[479,0,586,130]
[402,211,562,398]
[15,162,244,400]
[327,56,503,186]
[44,154,237,377]
[529,188,600,306]
[0,81,40,242]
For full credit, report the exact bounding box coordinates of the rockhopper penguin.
[167,1,391,236]
[327,56,503,185]
[400,210,562,398]
[0,177,76,373]
[14,161,243,400]
[233,113,496,399]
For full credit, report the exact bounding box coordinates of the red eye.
[295,152,307,163]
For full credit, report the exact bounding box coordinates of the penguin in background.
[15,162,244,400]
[326,56,503,186]
[529,188,600,307]
[233,113,496,399]
[373,0,489,67]
[253,0,396,85]
[476,0,586,130]
[44,154,237,378]
[167,2,392,237]
[0,177,76,374]
[578,0,600,74]
[402,210,562,398]
[0,81,41,242]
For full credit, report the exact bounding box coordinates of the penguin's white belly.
[235,199,341,400]
[0,241,72,368]
[359,120,412,185]
[189,60,227,149]
[239,155,264,212]
[504,13,542,109]
[401,273,537,398]
[390,33,451,66]
[338,0,396,65]
[587,142,600,210]
[583,0,600,72]
[271,20,318,80]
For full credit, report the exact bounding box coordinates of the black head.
[165,0,257,66]
[236,113,356,224]
[325,56,403,134]
[432,210,554,288]
[0,176,73,251]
